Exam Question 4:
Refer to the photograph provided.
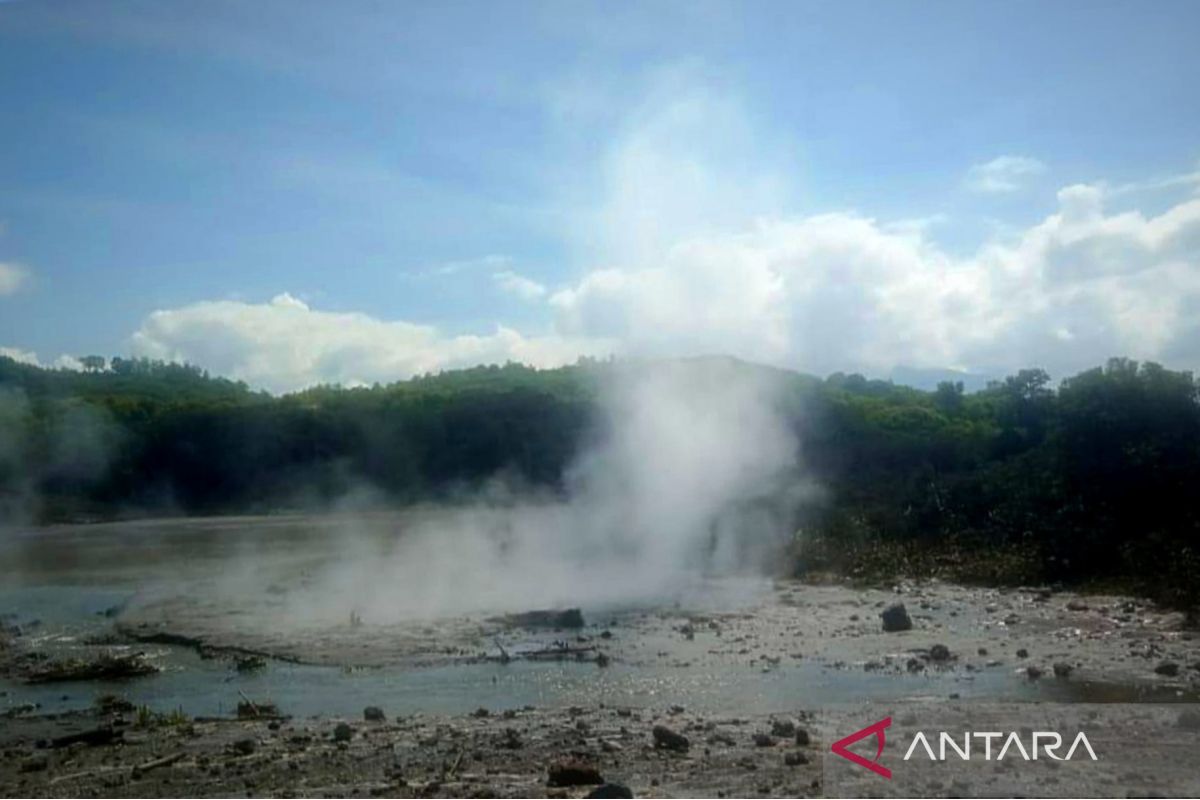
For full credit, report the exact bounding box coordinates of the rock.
[363,706,385,722]
[929,643,952,662]
[547,758,603,787]
[881,603,913,632]
[906,657,925,673]
[596,652,611,668]
[795,728,811,746]
[586,784,634,799]
[1016,648,1029,659]
[784,751,809,766]
[499,728,523,749]
[1053,662,1073,679]
[231,738,257,756]
[1155,662,1180,677]
[333,722,353,742]
[977,647,988,656]
[1026,666,1043,680]
[1177,709,1200,730]
[753,732,776,747]
[19,755,48,773]
[498,608,585,629]
[770,719,796,737]
[652,724,690,752]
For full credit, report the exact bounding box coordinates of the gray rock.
[652,724,690,752]
[881,603,913,632]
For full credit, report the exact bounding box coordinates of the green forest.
[2,354,1198,606]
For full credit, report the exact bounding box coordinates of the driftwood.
[522,644,597,661]
[49,726,123,749]
[237,690,281,719]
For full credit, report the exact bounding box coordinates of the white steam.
[278,358,809,625]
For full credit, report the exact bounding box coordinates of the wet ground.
[2,513,1200,796]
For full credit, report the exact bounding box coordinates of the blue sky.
[2,0,1199,391]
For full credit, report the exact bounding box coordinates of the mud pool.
[3,513,1199,723]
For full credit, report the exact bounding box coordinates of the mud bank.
[115,578,1200,698]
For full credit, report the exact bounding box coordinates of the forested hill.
[2,354,1199,604]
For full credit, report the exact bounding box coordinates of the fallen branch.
[132,752,185,778]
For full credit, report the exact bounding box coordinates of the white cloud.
[130,293,611,393]
[0,262,29,295]
[966,155,1047,193]
[122,178,1200,391]
[493,270,547,300]
[550,184,1200,378]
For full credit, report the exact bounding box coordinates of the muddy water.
[2,514,1198,720]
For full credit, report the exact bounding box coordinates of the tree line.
[2,354,1197,605]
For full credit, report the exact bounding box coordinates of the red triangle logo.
[830,716,892,779]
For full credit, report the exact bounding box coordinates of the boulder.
[881,603,913,632]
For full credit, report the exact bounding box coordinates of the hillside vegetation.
[2,354,1197,605]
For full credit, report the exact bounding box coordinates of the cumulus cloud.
[130,293,612,393]
[966,155,1047,193]
[550,183,1200,378]
[0,262,29,295]
[117,70,1200,391]
[493,270,547,300]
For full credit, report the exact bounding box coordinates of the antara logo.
[831,717,1099,779]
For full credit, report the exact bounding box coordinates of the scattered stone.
[881,603,913,632]
[1016,648,1029,659]
[652,724,690,752]
[977,647,988,656]
[929,643,952,662]
[333,722,353,742]
[1155,662,1180,677]
[363,706,385,722]
[547,757,603,787]
[1053,662,1074,679]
